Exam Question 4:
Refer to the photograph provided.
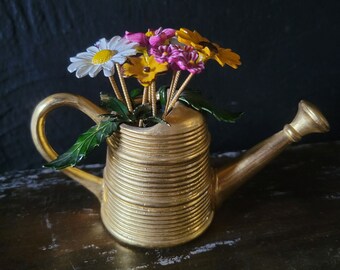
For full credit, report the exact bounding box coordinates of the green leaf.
[143,116,166,127]
[100,94,130,120]
[179,91,243,123]
[133,104,153,120]
[129,88,142,99]
[158,85,169,110]
[44,120,120,170]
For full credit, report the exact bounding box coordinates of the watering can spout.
[215,100,330,206]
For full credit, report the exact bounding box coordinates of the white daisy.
[67,36,138,78]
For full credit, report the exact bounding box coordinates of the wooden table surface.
[1,142,339,270]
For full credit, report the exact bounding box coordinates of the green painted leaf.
[143,116,166,127]
[179,91,243,123]
[130,88,142,99]
[44,120,120,170]
[158,85,169,110]
[133,104,152,120]
[100,94,130,120]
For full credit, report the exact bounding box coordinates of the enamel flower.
[122,55,168,86]
[150,44,179,63]
[170,47,205,74]
[45,26,243,170]
[67,36,138,78]
[124,27,176,49]
[176,28,241,69]
[148,27,176,47]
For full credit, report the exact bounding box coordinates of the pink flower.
[150,44,180,63]
[149,28,176,47]
[169,46,205,74]
[124,27,176,49]
[124,31,148,47]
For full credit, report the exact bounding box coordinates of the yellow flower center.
[92,49,115,64]
[145,30,154,37]
[143,67,151,73]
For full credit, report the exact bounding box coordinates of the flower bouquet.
[45,27,242,170]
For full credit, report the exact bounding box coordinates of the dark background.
[0,0,339,173]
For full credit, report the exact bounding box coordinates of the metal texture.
[101,103,214,248]
[31,93,329,248]
[30,93,105,199]
[31,94,214,248]
[215,100,330,206]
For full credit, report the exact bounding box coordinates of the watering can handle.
[30,93,107,200]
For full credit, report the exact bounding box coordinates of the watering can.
[31,93,329,248]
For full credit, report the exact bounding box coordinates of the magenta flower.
[150,44,180,63]
[124,31,148,47]
[169,46,205,74]
[149,28,176,47]
[124,27,176,49]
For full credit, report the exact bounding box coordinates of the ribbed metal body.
[32,94,330,248]
[101,104,214,248]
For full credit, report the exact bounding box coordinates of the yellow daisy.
[176,28,241,69]
[122,55,168,86]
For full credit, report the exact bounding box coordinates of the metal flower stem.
[151,81,157,116]
[163,70,181,118]
[115,63,133,112]
[108,76,124,102]
[148,85,152,104]
[167,73,194,113]
[142,86,149,104]
[139,86,149,127]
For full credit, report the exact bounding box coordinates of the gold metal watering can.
[31,93,329,248]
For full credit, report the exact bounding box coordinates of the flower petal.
[88,65,102,78]
[103,67,114,77]
[112,55,127,64]
[215,48,241,68]
[97,38,108,50]
[149,35,163,47]
[86,46,99,54]
[162,28,176,37]
[75,52,93,59]
[108,36,122,49]
[69,57,86,63]
[119,48,137,57]
[67,61,87,73]
[103,60,114,70]
[114,41,137,53]
[124,32,148,46]
[75,65,92,78]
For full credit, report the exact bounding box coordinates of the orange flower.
[176,28,241,69]
[123,55,168,86]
